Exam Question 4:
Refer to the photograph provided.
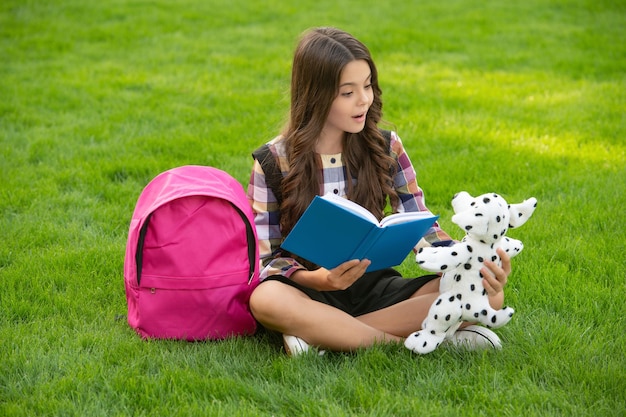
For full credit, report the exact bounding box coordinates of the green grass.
[1,0,625,415]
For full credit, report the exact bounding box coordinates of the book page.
[320,193,378,224]
[379,211,435,227]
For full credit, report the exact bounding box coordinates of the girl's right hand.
[325,259,371,290]
[291,259,371,291]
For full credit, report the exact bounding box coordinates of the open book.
[281,194,439,272]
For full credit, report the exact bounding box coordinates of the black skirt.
[264,269,439,317]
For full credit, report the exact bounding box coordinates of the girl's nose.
[358,89,370,105]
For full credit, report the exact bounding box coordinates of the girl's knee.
[249,281,279,315]
[249,280,301,322]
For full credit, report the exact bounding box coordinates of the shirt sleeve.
[246,154,308,281]
[390,131,454,247]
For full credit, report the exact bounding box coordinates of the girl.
[247,27,510,355]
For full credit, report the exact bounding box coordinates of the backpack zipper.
[231,204,257,285]
[135,204,256,286]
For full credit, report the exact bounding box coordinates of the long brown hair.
[280,27,398,236]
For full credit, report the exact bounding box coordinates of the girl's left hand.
[481,248,511,308]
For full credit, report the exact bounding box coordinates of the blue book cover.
[281,194,439,272]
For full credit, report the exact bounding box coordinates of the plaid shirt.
[246,131,452,280]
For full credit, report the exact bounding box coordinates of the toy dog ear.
[508,197,538,228]
[452,209,489,235]
[451,191,474,214]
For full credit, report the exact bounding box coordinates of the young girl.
[247,27,510,355]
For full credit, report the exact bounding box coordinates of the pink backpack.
[124,165,260,341]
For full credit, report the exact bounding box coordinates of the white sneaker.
[447,325,502,350]
[283,334,325,356]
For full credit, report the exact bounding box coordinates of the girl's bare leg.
[356,277,441,337]
[249,278,441,351]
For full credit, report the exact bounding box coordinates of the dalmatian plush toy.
[405,191,537,354]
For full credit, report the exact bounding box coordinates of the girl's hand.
[326,259,371,291]
[290,259,371,291]
[481,248,511,309]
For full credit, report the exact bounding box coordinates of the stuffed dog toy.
[405,192,537,354]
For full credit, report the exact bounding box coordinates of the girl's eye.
[365,84,372,89]
[341,91,353,97]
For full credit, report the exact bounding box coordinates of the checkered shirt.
[246,131,452,280]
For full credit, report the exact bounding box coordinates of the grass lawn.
[1,0,625,416]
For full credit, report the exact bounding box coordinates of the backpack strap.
[380,129,392,152]
[251,129,392,206]
[252,144,284,205]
